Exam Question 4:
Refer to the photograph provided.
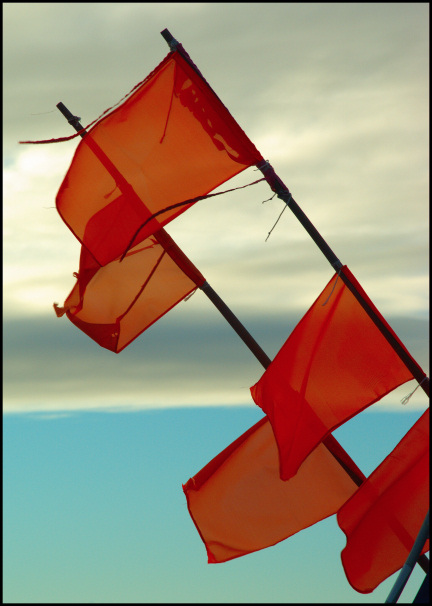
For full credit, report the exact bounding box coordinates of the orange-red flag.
[250,266,415,481]
[337,409,429,593]
[56,51,264,266]
[183,416,362,563]
[54,229,205,353]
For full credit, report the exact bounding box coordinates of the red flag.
[56,51,263,266]
[54,229,205,353]
[337,409,429,593]
[183,416,362,563]
[250,266,415,481]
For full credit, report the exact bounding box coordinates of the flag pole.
[56,101,367,488]
[57,99,429,572]
[56,102,271,371]
[256,159,430,395]
[385,511,429,603]
[159,31,430,575]
[160,28,429,400]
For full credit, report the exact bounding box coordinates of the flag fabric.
[337,409,429,594]
[183,416,363,564]
[54,229,205,353]
[56,51,264,267]
[250,266,415,481]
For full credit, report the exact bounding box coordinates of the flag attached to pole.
[54,229,205,353]
[337,409,429,593]
[250,266,415,481]
[183,416,362,563]
[56,51,264,266]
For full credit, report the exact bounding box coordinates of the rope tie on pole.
[30,109,56,115]
[322,268,342,306]
[255,160,270,171]
[262,192,277,203]
[183,288,198,302]
[265,203,288,242]
[401,377,429,405]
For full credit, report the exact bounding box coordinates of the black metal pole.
[160,29,429,400]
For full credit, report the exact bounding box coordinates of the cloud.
[3,4,428,415]
[4,306,429,414]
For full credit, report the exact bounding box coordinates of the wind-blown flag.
[54,229,205,353]
[56,51,264,266]
[337,409,429,593]
[250,266,415,481]
[183,416,363,563]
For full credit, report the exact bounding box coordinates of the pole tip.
[160,28,178,50]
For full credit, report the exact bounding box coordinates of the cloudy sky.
[4,1,429,414]
[3,3,429,603]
